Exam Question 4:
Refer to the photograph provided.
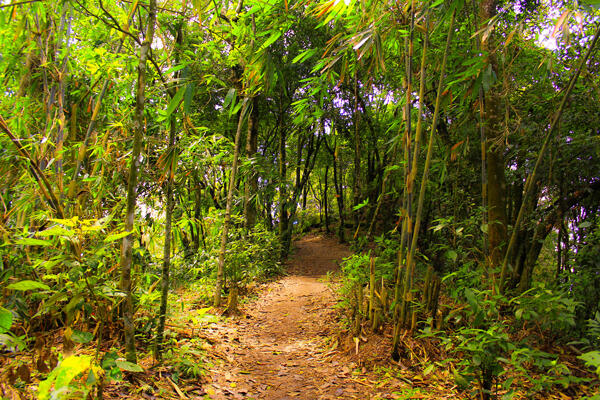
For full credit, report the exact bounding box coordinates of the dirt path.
[203,234,404,400]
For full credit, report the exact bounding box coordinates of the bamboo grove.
[1,0,600,398]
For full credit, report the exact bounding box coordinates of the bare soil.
[203,234,412,400]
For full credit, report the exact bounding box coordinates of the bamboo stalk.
[369,256,375,322]
[68,0,140,199]
[215,98,250,307]
[120,0,157,364]
[499,23,600,292]
[405,9,455,313]
[0,115,64,218]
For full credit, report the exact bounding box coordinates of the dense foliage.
[1,0,600,398]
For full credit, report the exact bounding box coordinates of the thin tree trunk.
[155,114,176,360]
[0,116,64,218]
[68,1,139,200]
[155,25,183,360]
[54,2,72,194]
[500,22,600,292]
[244,96,259,229]
[120,0,157,363]
[278,121,289,259]
[215,99,249,307]
[324,165,330,233]
[333,139,345,242]
[352,69,361,230]
[393,8,453,359]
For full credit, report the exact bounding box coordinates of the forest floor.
[181,234,460,400]
[2,234,590,399]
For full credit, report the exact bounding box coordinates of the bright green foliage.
[0,307,12,333]
[38,355,100,400]
[0,0,599,397]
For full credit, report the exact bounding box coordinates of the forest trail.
[202,234,405,400]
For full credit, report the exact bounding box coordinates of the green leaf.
[260,30,282,51]
[291,48,317,64]
[115,360,144,372]
[0,333,25,350]
[579,351,600,368]
[16,238,52,246]
[71,330,94,344]
[38,355,93,400]
[104,230,132,243]
[184,82,194,114]
[580,0,600,7]
[515,308,523,320]
[464,288,479,313]
[6,280,51,291]
[165,87,185,117]
[37,226,75,237]
[445,250,458,262]
[352,198,369,211]
[0,307,12,333]
[422,363,435,376]
[164,62,190,76]
[223,88,236,109]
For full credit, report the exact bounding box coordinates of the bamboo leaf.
[552,11,570,38]
[260,30,282,51]
[104,230,132,243]
[6,280,51,291]
[16,238,52,246]
[223,88,236,109]
[165,87,185,117]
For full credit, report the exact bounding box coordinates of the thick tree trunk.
[120,0,157,364]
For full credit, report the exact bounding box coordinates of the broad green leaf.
[0,307,12,333]
[37,226,75,237]
[71,330,94,344]
[423,363,435,376]
[515,308,523,320]
[38,355,93,400]
[115,360,144,372]
[445,250,458,262]
[184,82,194,114]
[0,333,25,350]
[104,230,132,243]
[165,87,185,117]
[50,217,79,227]
[6,280,51,291]
[223,88,236,109]
[16,238,52,246]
